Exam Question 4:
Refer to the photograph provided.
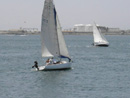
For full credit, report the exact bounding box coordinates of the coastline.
[0,30,130,35]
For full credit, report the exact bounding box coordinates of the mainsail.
[41,0,70,59]
[93,22,108,43]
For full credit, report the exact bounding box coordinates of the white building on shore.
[73,24,107,32]
[73,24,92,32]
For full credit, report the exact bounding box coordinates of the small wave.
[20,35,27,37]
[68,45,91,48]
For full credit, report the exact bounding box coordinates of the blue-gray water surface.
[0,35,130,98]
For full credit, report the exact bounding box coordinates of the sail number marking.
[43,18,48,23]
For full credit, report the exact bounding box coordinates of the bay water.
[0,35,130,98]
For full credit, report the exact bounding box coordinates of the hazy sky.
[0,0,130,30]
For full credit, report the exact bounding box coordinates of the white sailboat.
[38,0,72,71]
[92,22,109,47]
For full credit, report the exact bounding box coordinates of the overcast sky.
[0,0,130,30]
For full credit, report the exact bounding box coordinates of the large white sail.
[56,15,70,58]
[93,22,109,43]
[41,0,70,58]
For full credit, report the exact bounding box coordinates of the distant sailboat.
[92,22,109,47]
[38,0,72,71]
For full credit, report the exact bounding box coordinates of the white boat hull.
[38,61,71,71]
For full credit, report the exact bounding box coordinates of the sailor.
[68,58,72,62]
[49,57,53,65]
[53,58,57,64]
[46,59,50,65]
[32,61,39,70]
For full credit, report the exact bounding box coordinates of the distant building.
[62,24,123,35]
[107,28,121,33]
[73,24,106,33]
[20,27,39,32]
[73,24,87,32]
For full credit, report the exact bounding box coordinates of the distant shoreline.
[0,30,130,35]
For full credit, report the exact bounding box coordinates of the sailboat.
[92,22,109,47]
[38,0,72,71]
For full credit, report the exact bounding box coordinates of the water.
[0,35,130,98]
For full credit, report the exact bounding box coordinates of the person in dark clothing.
[32,61,39,70]
[68,58,72,62]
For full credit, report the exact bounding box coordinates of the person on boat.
[56,60,61,64]
[46,59,50,65]
[47,57,53,65]
[47,57,59,65]
[53,58,57,64]
[68,58,72,62]
[32,61,39,70]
